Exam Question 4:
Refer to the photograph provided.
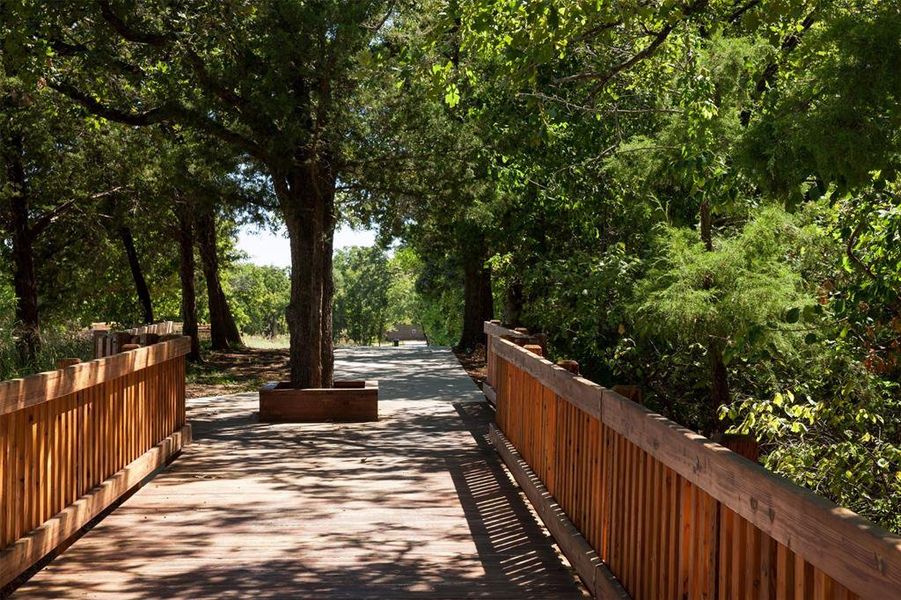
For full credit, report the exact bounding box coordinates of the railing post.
[0,337,191,589]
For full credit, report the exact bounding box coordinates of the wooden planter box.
[258,380,379,422]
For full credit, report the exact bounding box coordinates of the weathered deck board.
[14,346,587,599]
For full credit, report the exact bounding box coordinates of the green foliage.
[227,264,290,338]
[0,0,897,535]
[382,0,901,531]
[0,327,93,381]
[725,358,900,531]
[333,247,392,345]
[741,4,901,194]
[635,207,807,353]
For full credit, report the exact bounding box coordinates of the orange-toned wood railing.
[0,337,192,588]
[93,321,182,358]
[484,321,532,406]
[485,322,901,600]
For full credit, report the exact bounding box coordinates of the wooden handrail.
[487,323,901,599]
[0,337,191,588]
[483,321,532,340]
[0,337,191,416]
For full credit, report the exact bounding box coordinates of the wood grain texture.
[14,346,587,599]
[492,338,603,420]
[1,347,189,591]
[483,322,532,341]
[486,328,899,600]
[0,338,191,415]
[259,380,378,422]
[0,426,190,588]
[490,425,628,600]
[482,383,497,406]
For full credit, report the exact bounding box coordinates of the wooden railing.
[484,320,533,406]
[93,321,181,358]
[0,337,192,588]
[484,322,901,600]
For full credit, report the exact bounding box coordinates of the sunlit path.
[14,346,586,599]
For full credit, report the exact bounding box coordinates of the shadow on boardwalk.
[15,346,585,599]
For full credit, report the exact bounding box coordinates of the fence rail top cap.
[488,333,901,599]
[0,336,191,416]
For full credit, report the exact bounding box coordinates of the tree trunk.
[707,341,730,437]
[4,133,40,364]
[118,226,154,324]
[280,166,336,389]
[196,207,243,350]
[700,199,713,251]
[504,278,524,327]
[320,204,335,386]
[175,204,201,362]
[458,235,494,351]
[700,197,728,434]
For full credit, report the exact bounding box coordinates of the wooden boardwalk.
[14,346,586,599]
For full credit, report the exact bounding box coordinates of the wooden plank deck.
[13,346,587,599]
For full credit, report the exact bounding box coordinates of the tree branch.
[555,0,709,92]
[30,186,128,238]
[96,0,255,120]
[49,80,176,126]
[96,0,172,46]
[50,80,268,161]
[754,9,817,95]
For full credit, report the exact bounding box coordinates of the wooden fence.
[484,322,901,600]
[92,321,181,358]
[0,337,192,589]
[93,322,212,359]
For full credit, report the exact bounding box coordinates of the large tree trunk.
[700,198,729,435]
[4,133,40,364]
[118,226,154,324]
[457,234,494,351]
[707,341,730,437]
[504,278,524,327]
[280,165,336,389]
[196,207,243,350]
[320,202,336,386]
[175,204,201,362]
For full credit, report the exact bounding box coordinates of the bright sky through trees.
[237,224,377,268]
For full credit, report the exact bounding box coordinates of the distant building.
[384,323,426,341]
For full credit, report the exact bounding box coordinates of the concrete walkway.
[15,346,586,599]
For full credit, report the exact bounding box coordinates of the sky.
[237,224,377,268]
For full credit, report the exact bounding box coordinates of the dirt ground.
[453,344,488,389]
[186,347,290,398]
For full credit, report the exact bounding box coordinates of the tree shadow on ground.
[14,348,585,599]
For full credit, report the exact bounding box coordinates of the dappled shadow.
[14,347,584,599]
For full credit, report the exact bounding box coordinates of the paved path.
[15,346,586,599]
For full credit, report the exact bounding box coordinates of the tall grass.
[0,327,94,382]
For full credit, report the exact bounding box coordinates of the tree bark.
[700,199,714,251]
[707,341,730,437]
[457,234,494,351]
[195,207,243,350]
[320,202,336,386]
[175,203,201,362]
[280,165,336,389]
[700,197,729,434]
[504,278,524,327]
[3,133,40,364]
[118,226,154,324]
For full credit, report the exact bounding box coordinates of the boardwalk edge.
[489,424,630,600]
[0,424,191,590]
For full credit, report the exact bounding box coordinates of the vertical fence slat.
[485,326,897,600]
[0,339,190,589]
